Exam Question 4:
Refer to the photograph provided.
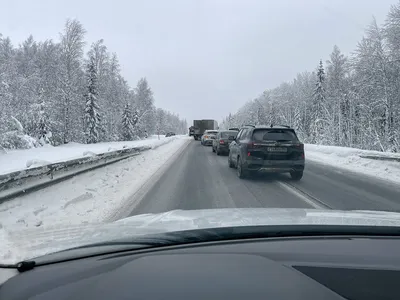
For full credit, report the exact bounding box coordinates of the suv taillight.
[247,142,256,149]
[219,140,224,144]
[296,143,304,150]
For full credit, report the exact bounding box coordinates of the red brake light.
[296,143,304,150]
[219,140,224,144]
[247,142,255,149]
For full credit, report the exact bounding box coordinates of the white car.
[201,130,218,146]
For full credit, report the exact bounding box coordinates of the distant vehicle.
[212,130,238,155]
[228,125,305,180]
[228,127,240,131]
[189,126,195,136]
[201,130,218,146]
[192,119,218,140]
[166,132,176,137]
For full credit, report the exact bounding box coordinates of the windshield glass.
[1,0,400,265]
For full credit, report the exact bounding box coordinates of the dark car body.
[212,130,238,155]
[189,126,195,136]
[228,125,305,179]
[166,132,176,137]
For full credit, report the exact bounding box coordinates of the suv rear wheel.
[290,171,303,180]
[228,154,234,168]
[237,156,248,179]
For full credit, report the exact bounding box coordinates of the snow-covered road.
[1,139,400,264]
[0,136,191,232]
[2,140,399,233]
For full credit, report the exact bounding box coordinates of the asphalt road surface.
[129,140,400,216]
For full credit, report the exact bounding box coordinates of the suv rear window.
[221,131,238,138]
[252,129,298,142]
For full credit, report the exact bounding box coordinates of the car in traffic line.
[228,125,305,180]
[201,130,218,146]
[212,130,238,155]
[166,132,176,137]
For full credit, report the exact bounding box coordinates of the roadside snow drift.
[0,137,190,234]
[0,135,174,176]
[306,144,400,184]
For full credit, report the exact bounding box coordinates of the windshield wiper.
[12,224,400,271]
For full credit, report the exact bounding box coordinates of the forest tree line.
[0,19,187,149]
[221,2,400,152]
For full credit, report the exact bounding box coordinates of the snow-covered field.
[0,135,172,175]
[306,144,400,184]
[0,136,190,233]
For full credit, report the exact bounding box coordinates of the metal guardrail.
[359,155,400,162]
[0,145,151,204]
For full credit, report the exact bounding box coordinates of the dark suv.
[228,125,305,180]
[212,130,238,155]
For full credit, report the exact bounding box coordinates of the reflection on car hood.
[3,208,400,264]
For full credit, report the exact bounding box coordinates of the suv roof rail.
[243,124,256,128]
[270,124,291,128]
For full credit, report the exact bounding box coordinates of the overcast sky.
[1,0,397,124]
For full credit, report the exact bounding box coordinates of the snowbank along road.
[0,137,190,231]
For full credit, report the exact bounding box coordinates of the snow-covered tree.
[59,19,86,143]
[84,55,101,144]
[353,18,395,151]
[121,103,134,140]
[326,45,349,145]
[0,20,191,149]
[155,108,166,137]
[34,98,53,145]
[222,4,400,152]
[384,6,400,152]
[133,77,155,137]
[309,60,327,144]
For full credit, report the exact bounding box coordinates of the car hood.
[2,208,400,264]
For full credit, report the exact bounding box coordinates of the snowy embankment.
[0,136,190,235]
[305,144,400,184]
[0,135,171,176]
